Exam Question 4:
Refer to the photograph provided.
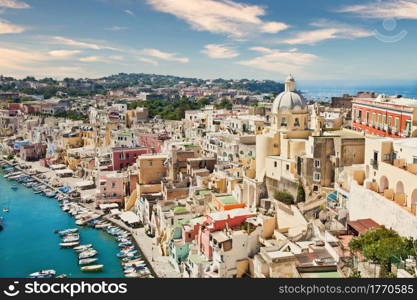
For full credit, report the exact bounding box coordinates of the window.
[353,108,357,120]
[395,117,400,130]
[413,157,417,164]
[314,159,320,168]
[372,113,376,125]
[280,117,288,127]
[366,112,370,124]
[111,182,116,188]
[294,118,300,127]
[274,161,277,168]
[383,115,386,125]
[388,116,392,127]
[313,172,321,182]
[286,164,289,171]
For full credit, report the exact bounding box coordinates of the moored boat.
[79,258,98,265]
[81,264,103,272]
[79,249,98,259]
[28,269,56,278]
[73,244,93,252]
[60,241,80,248]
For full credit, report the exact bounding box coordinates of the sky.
[1,0,417,82]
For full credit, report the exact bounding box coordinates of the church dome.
[272,75,307,114]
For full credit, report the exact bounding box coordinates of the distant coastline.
[299,82,417,101]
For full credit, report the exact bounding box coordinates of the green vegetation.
[296,182,306,202]
[273,190,294,205]
[6,154,15,160]
[128,96,208,120]
[215,98,233,110]
[349,226,417,276]
[53,111,87,121]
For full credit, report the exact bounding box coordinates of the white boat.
[79,249,98,259]
[79,258,98,265]
[73,244,93,252]
[62,235,79,243]
[28,269,56,278]
[57,228,78,235]
[60,241,80,248]
[81,264,103,272]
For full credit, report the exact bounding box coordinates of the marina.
[0,161,152,278]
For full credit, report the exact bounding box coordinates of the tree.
[215,98,233,110]
[296,181,306,202]
[274,190,294,205]
[349,226,416,276]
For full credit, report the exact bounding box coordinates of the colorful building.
[352,94,417,138]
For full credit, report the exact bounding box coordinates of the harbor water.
[0,174,124,278]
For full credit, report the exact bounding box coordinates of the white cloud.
[0,0,30,9]
[52,36,119,51]
[138,57,159,65]
[109,55,124,61]
[237,46,317,74]
[142,48,189,63]
[201,44,239,59]
[282,20,374,44]
[105,26,128,31]
[146,0,289,38]
[79,56,102,62]
[0,18,25,34]
[338,0,417,19]
[124,9,134,16]
[48,50,81,58]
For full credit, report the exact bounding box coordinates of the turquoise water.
[0,175,124,278]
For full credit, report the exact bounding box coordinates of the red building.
[352,95,417,138]
[112,147,149,171]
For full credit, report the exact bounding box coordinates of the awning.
[120,211,140,224]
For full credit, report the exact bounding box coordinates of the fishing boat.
[10,184,18,190]
[28,270,56,278]
[117,250,138,258]
[78,258,98,265]
[121,258,144,266]
[73,244,93,252]
[121,255,140,262]
[81,264,103,272]
[79,249,98,259]
[45,190,57,198]
[62,234,79,243]
[2,208,9,213]
[60,241,80,248]
[56,274,67,278]
[118,242,133,248]
[56,228,78,235]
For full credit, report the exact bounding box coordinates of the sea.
[0,174,124,278]
[298,82,417,101]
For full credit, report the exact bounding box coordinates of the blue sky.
[1,0,417,82]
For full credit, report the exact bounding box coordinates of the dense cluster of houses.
[1,75,416,278]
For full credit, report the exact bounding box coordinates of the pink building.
[137,133,169,154]
[95,172,126,207]
[20,143,47,161]
[112,146,149,171]
[181,208,256,260]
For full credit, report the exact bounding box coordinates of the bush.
[274,190,294,205]
[296,182,305,202]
